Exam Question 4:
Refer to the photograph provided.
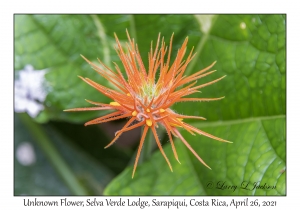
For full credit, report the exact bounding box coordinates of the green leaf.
[15,113,114,195]
[104,116,286,195]
[103,15,286,195]
[14,14,202,122]
[50,120,132,174]
[14,14,285,122]
[174,14,286,120]
[15,114,70,195]
[15,14,119,122]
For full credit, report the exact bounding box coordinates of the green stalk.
[18,113,89,195]
[185,15,219,76]
[139,127,154,163]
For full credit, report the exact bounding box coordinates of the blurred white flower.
[16,142,36,166]
[14,65,48,118]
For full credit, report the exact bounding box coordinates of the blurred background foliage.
[14,14,285,195]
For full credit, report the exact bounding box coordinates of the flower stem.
[139,127,154,163]
[18,113,89,195]
[185,15,218,76]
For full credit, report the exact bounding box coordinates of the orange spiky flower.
[64,30,232,178]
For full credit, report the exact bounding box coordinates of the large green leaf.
[174,14,286,120]
[104,116,286,195]
[103,15,286,195]
[14,113,114,195]
[15,15,125,122]
[14,14,203,122]
[14,14,285,122]
[14,114,70,195]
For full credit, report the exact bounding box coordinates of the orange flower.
[65,30,232,178]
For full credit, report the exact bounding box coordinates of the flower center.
[140,82,157,101]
